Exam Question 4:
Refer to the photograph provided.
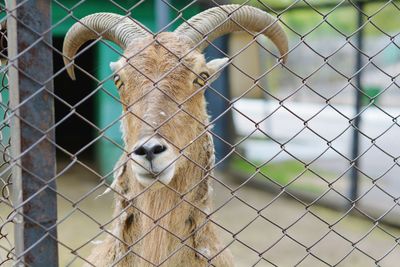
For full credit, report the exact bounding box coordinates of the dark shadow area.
[53,37,96,160]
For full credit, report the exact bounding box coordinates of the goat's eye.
[114,74,123,89]
[193,72,210,87]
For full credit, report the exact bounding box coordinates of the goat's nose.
[133,142,167,161]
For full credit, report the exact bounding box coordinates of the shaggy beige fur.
[85,33,234,267]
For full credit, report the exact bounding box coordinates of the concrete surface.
[3,161,400,266]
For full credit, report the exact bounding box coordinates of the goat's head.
[63,5,288,189]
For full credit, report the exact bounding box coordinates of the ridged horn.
[63,13,150,80]
[175,4,288,63]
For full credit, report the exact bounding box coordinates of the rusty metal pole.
[8,0,58,266]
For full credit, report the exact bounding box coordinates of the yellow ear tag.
[200,72,210,80]
[114,75,123,89]
[194,77,205,87]
[194,72,210,87]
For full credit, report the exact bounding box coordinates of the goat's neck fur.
[86,132,233,267]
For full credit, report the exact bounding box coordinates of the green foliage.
[231,156,304,185]
[230,156,329,193]
[229,1,400,36]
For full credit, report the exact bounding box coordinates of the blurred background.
[1,0,400,266]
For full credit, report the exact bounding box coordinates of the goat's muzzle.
[133,141,167,162]
[130,137,176,188]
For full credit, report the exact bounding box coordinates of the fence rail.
[1,0,400,266]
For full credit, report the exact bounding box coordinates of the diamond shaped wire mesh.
[0,63,13,267]
[0,5,14,264]
[1,0,400,266]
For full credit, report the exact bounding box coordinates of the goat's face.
[111,33,227,188]
[63,6,288,189]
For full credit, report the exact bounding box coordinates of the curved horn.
[175,5,288,63]
[63,13,150,80]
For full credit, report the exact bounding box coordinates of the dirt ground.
[1,162,400,267]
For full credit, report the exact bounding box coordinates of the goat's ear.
[206,57,229,81]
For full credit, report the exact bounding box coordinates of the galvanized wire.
[0,28,14,266]
[3,0,400,266]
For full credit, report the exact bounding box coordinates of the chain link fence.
[1,0,400,266]
[0,6,14,264]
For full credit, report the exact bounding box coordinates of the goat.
[63,4,288,266]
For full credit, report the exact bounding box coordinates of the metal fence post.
[200,0,234,170]
[8,0,58,266]
[349,1,365,203]
[204,36,233,169]
[155,0,170,31]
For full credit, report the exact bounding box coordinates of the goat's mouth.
[134,163,175,188]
